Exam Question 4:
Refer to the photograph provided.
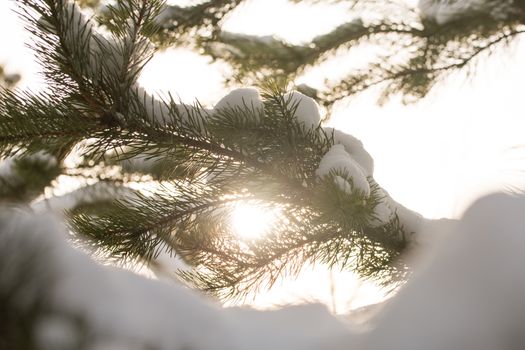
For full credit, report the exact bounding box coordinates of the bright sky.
[2,0,525,314]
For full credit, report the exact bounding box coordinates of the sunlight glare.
[231,203,278,239]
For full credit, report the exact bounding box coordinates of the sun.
[231,202,279,240]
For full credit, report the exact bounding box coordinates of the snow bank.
[316,144,370,197]
[1,211,238,350]
[0,210,354,350]
[365,193,525,350]
[3,194,525,349]
[228,304,357,350]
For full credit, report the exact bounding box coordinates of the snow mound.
[0,210,354,350]
[1,211,237,350]
[365,193,525,350]
[31,182,138,214]
[4,194,525,349]
[284,91,321,129]
[316,144,370,197]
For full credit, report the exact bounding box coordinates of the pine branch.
[323,24,525,105]
[149,0,245,44]
[69,183,250,262]
[0,89,105,158]
[201,19,421,82]
[10,0,414,302]
[67,85,410,296]
[178,184,408,301]
[130,0,525,105]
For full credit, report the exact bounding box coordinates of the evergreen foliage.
[94,0,525,106]
[0,0,414,304]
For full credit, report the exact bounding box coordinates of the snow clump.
[323,127,374,176]
[214,88,264,121]
[316,144,370,197]
[284,91,321,129]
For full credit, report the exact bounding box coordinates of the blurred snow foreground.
[2,193,525,349]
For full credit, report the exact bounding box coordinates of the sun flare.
[231,203,278,239]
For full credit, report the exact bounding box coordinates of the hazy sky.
[2,0,525,313]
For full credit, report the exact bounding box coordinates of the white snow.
[393,199,426,236]
[0,211,236,350]
[418,0,517,25]
[134,86,172,125]
[36,316,78,350]
[49,1,108,79]
[133,86,211,129]
[369,198,396,228]
[59,1,93,45]
[119,153,160,174]
[4,194,525,349]
[228,304,357,350]
[316,144,370,197]
[369,187,434,241]
[284,91,321,129]
[0,210,354,350]
[364,193,525,350]
[323,127,374,176]
[213,87,264,121]
[368,187,416,232]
